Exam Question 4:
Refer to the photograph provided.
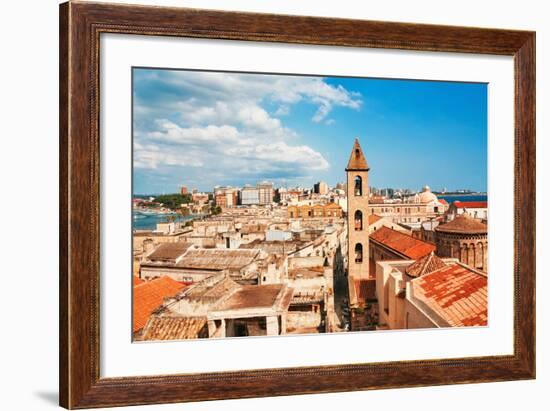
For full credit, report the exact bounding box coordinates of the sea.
[438,194,488,204]
[133,211,195,230]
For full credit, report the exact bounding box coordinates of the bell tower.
[346,138,370,303]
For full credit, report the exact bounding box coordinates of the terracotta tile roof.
[133,276,144,286]
[438,198,449,205]
[405,252,447,278]
[369,196,385,204]
[147,242,192,262]
[176,248,260,270]
[370,226,436,260]
[141,316,207,341]
[133,277,186,332]
[410,263,487,327]
[453,201,487,209]
[435,214,487,234]
[368,214,383,225]
[185,276,240,300]
[346,138,369,170]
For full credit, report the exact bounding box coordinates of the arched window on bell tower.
[354,210,363,231]
[354,243,363,263]
[354,176,362,196]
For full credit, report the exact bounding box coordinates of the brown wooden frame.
[59,1,536,409]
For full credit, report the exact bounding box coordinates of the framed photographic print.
[59,1,535,409]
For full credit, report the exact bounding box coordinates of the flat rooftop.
[176,249,260,270]
[213,284,293,313]
[288,266,325,279]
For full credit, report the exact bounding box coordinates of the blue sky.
[133,68,487,194]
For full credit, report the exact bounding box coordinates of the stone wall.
[286,310,321,330]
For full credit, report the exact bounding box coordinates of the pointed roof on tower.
[346,138,369,171]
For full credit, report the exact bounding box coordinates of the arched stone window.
[461,244,468,263]
[354,210,363,231]
[354,176,362,196]
[468,243,476,267]
[354,243,363,263]
[475,242,484,269]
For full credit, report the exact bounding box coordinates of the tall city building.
[313,181,329,195]
[257,181,274,205]
[346,138,370,303]
[241,185,260,205]
[214,186,237,208]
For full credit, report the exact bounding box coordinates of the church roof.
[370,226,436,260]
[405,251,447,278]
[346,138,369,171]
[435,214,487,234]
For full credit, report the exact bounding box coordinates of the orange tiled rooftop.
[410,263,488,327]
[370,226,435,260]
[133,276,187,333]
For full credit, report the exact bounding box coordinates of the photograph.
[131,68,489,341]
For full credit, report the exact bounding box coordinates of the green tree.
[210,205,222,215]
[154,193,192,210]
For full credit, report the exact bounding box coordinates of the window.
[354,210,363,231]
[354,176,362,196]
[354,243,363,263]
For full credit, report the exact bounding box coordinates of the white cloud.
[226,141,330,171]
[134,142,204,170]
[274,105,290,116]
[148,120,244,145]
[133,70,361,188]
[135,70,362,125]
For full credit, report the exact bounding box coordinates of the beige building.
[207,283,294,338]
[314,181,329,195]
[257,181,274,205]
[140,246,262,284]
[369,186,445,225]
[285,256,337,333]
[139,273,294,340]
[375,253,487,330]
[287,203,343,219]
[368,214,411,234]
[446,200,488,222]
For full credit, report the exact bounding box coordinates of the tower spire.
[345,137,370,306]
[346,138,369,171]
